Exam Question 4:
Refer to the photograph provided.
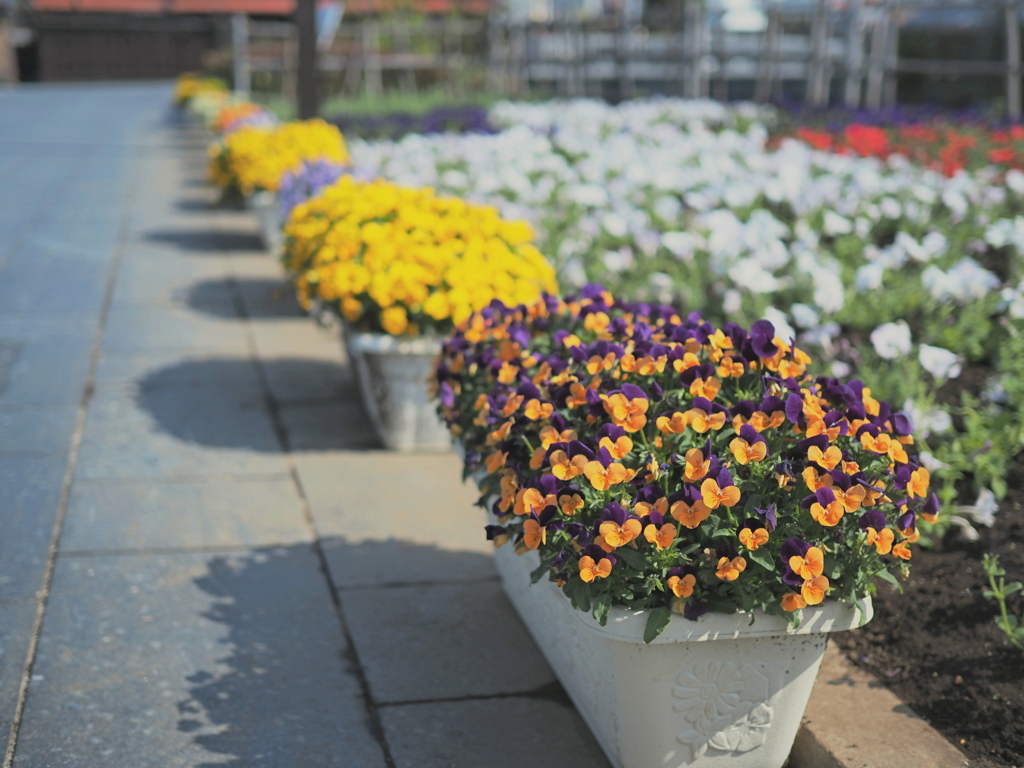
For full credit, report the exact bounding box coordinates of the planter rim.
[571,586,872,644]
[347,329,444,355]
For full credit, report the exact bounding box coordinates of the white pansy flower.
[870,321,912,360]
[723,289,743,315]
[918,344,961,380]
[831,361,851,378]
[823,211,853,236]
[790,303,819,329]
[662,231,696,261]
[855,263,884,292]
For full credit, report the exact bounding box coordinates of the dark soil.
[832,470,1024,767]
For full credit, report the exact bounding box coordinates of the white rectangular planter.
[344,330,452,452]
[247,190,284,255]
[491,541,871,768]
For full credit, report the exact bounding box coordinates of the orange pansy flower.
[656,412,687,435]
[749,410,786,432]
[670,499,712,529]
[865,526,894,555]
[788,546,824,579]
[602,393,649,432]
[485,450,508,473]
[565,382,589,409]
[522,518,546,550]
[583,460,629,491]
[892,541,913,560]
[539,425,577,448]
[907,467,930,499]
[716,556,747,582]
[558,493,584,516]
[802,466,834,492]
[578,556,612,582]
[739,527,769,551]
[643,523,677,550]
[730,438,767,465]
[598,518,642,548]
[683,448,710,482]
[549,450,588,481]
[781,593,808,612]
[810,499,845,527]
[667,574,696,598]
[599,435,633,460]
[524,399,554,421]
[634,497,668,517]
[700,478,741,509]
[801,575,829,605]
[689,377,721,400]
[808,445,843,471]
[501,394,524,418]
[683,408,727,433]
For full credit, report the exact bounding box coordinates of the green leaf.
[746,549,775,572]
[614,547,648,571]
[1004,581,1023,596]
[644,606,672,644]
[874,569,900,587]
[593,594,612,626]
[711,528,735,539]
[530,559,551,584]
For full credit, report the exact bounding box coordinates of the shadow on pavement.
[177,539,576,768]
[186,278,306,320]
[136,358,381,451]
[145,229,263,253]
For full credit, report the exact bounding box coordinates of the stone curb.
[790,643,970,768]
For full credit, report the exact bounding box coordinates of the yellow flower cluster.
[174,72,227,106]
[284,176,558,336]
[208,120,350,195]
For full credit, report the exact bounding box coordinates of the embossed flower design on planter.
[673,662,773,761]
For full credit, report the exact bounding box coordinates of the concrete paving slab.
[791,642,969,768]
[0,454,66,602]
[62,477,311,552]
[299,450,485,549]
[112,257,232,307]
[260,357,354,405]
[93,353,263,399]
[279,399,380,451]
[102,305,249,353]
[0,338,93,406]
[0,405,79,455]
[0,601,37,738]
[342,581,555,703]
[74,389,287,481]
[322,538,497,589]
[248,321,346,363]
[380,696,612,768]
[13,549,386,768]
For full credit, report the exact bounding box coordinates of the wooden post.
[844,0,865,109]
[755,4,780,104]
[363,19,383,98]
[231,13,250,96]
[1008,1,1022,119]
[882,2,898,107]
[685,0,703,99]
[865,1,889,110]
[295,0,318,118]
[806,0,829,107]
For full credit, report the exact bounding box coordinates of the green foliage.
[981,553,1024,653]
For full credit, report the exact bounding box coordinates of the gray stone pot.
[247,190,283,255]
[344,329,452,452]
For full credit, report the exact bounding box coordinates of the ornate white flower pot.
[247,190,283,254]
[344,330,451,452]
[491,540,872,768]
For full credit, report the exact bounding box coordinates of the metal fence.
[243,0,1024,115]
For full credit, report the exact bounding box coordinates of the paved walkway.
[0,84,611,768]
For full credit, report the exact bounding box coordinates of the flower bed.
[352,98,1024,531]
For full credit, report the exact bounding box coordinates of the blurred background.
[4,0,1024,119]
